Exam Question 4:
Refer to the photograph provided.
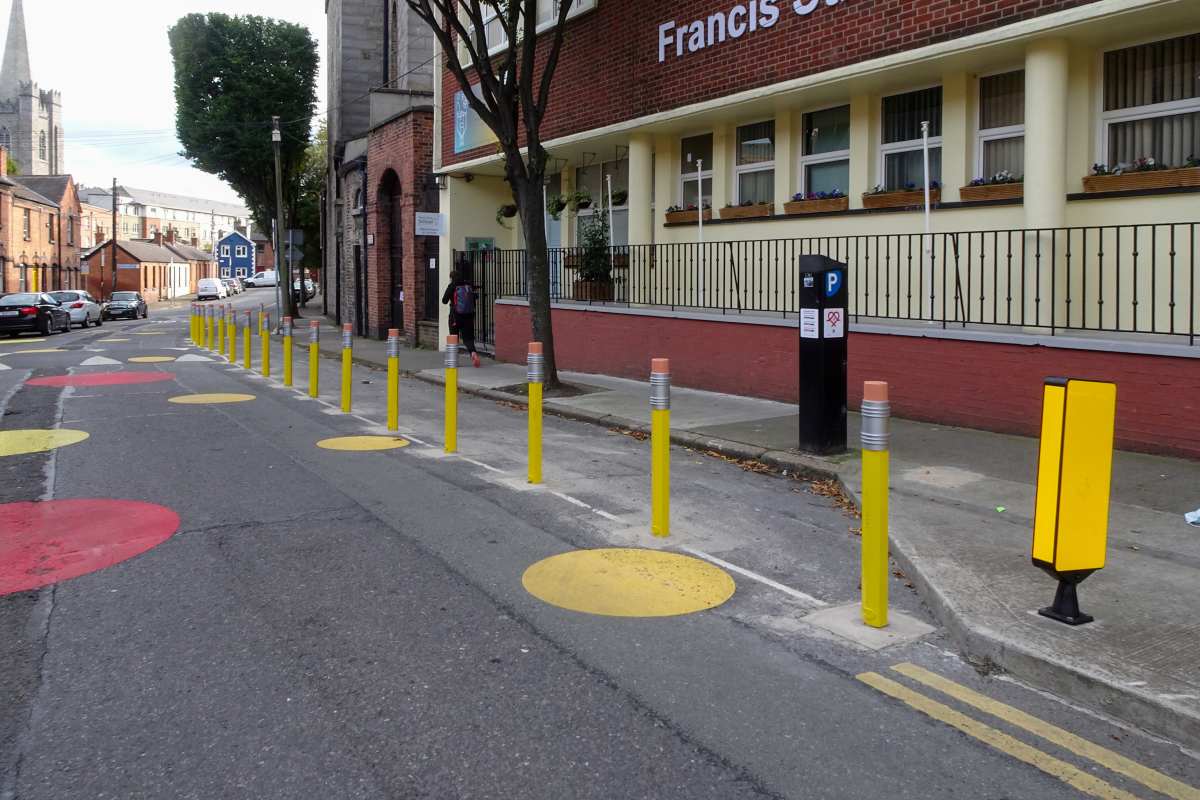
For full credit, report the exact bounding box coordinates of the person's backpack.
[453,283,475,315]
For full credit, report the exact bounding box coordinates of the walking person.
[443,271,481,368]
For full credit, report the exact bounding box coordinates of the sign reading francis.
[658,0,850,63]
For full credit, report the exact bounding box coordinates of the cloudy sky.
[6,0,326,207]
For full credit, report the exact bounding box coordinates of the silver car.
[222,278,243,295]
[49,290,103,328]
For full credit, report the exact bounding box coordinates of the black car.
[104,291,148,320]
[0,292,72,337]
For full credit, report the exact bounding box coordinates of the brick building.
[11,173,82,290]
[83,232,212,301]
[0,146,60,294]
[434,0,1200,457]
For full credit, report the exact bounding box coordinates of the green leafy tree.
[168,12,318,316]
[294,122,327,271]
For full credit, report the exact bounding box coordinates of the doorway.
[380,170,404,336]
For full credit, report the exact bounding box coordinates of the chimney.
[165,228,176,244]
[152,230,163,246]
[190,236,198,248]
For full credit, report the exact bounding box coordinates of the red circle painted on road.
[26,372,177,388]
[0,499,181,596]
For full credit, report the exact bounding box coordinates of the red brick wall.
[443,0,1100,165]
[366,109,436,342]
[494,303,1200,458]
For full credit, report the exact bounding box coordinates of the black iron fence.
[455,223,1199,346]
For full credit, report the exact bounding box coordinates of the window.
[799,105,850,196]
[1101,33,1200,167]
[38,131,47,160]
[463,0,596,60]
[575,158,629,245]
[221,245,230,257]
[236,245,248,258]
[679,133,713,209]
[22,209,30,240]
[977,71,1025,178]
[735,120,775,204]
[67,216,74,245]
[0,127,8,148]
[48,214,55,243]
[881,86,942,190]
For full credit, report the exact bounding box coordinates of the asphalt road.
[1,294,1197,799]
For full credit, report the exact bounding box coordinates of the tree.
[407,0,574,389]
[294,122,327,272]
[168,13,318,318]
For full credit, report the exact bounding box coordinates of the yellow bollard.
[444,335,459,453]
[386,328,400,431]
[527,342,544,484]
[861,381,891,629]
[282,317,294,387]
[204,305,214,350]
[216,305,225,354]
[242,310,252,370]
[261,312,271,377]
[188,303,196,343]
[340,323,353,412]
[226,304,235,360]
[650,358,671,537]
[308,320,320,398]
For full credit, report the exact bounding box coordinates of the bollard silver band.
[263,313,271,334]
[527,353,545,384]
[283,320,292,337]
[387,337,400,358]
[309,325,320,345]
[860,400,891,451]
[650,372,671,410]
[342,330,352,349]
[444,347,459,370]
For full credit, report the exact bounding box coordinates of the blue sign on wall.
[454,85,497,154]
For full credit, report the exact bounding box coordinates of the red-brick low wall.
[495,302,1200,459]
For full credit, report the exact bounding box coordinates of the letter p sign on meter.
[825,270,843,298]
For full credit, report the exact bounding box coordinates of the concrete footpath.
[312,316,1200,746]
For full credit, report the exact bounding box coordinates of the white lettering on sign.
[800,308,819,339]
[823,307,845,339]
[658,0,845,63]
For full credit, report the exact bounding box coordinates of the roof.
[118,186,249,219]
[11,183,58,208]
[218,230,252,246]
[87,239,181,264]
[166,242,212,262]
[11,175,71,204]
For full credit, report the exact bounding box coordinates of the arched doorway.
[378,170,404,336]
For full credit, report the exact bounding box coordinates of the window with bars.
[39,131,47,160]
[679,133,713,209]
[23,209,30,240]
[977,70,1025,178]
[735,120,775,204]
[1101,33,1200,168]
[881,86,942,190]
[799,105,850,196]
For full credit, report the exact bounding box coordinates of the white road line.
[552,491,591,509]
[678,545,828,607]
[592,509,622,522]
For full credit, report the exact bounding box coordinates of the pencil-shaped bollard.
[261,312,271,377]
[386,328,400,431]
[444,335,459,453]
[226,303,236,360]
[282,317,294,387]
[308,320,320,398]
[340,323,353,412]
[258,304,265,338]
[205,305,215,351]
[188,303,195,343]
[650,358,671,537]
[193,303,200,344]
[216,304,225,354]
[527,342,544,484]
[242,310,252,370]
[861,381,891,629]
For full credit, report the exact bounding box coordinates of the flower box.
[573,279,614,302]
[783,196,849,215]
[862,188,940,209]
[719,203,773,220]
[959,183,1023,202]
[1082,166,1200,193]
[664,209,712,225]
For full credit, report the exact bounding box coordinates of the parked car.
[292,279,316,302]
[0,292,72,337]
[221,277,243,295]
[244,270,277,288]
[104,291,148,320]
[197,277,228,301]
[49,290,104,328]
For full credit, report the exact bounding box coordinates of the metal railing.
[455,223,1199,345]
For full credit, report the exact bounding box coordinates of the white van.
[244,270,278,288]
[196,277,228,301]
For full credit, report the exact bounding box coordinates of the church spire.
[0,0,32,101]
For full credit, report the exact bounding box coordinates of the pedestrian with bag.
[443,271,481,368]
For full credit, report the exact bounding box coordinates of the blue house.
[216,231,254,279]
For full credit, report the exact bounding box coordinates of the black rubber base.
[1038,579,1094,626]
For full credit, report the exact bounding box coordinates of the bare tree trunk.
[513,177,560,389]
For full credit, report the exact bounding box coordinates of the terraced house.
[432,0,1200,458]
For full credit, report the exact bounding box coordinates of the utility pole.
[272,115,296,322]
[106,177,117,302]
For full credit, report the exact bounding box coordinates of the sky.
[5,0,327,208]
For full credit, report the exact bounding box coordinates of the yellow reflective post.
[282,317,294,386]
[242,310,252,370]
[650,358,670,537]
[205,306,214,350]
[1032,378,1117,625]
[216,305,225,354]
[260,312,271,377]
[527,342,544,484]
[189,303,196,343]
[308,320,320,398]
[444,335,459,453]
[226,304,235,360]
[386,329,400,431]
[340,323,353,412]
[861,381,891,628]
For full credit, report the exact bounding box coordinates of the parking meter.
[797,255,848,454]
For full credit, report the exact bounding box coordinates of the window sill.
[662,197,1022,227]
[1066,185,1200,201]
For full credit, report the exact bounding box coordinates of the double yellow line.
[858,663,1199,800]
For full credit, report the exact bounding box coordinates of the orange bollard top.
[447,335,459,345]
[388,328,399,337]
[528,342,543,354]
[283,316,292,324]
[863,381,889,402]
[310,319,320,327]
[342,323,352,332]
[651,357,670,373]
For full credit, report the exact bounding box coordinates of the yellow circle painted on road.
[522,548,736,618]
[0,338,46,345]
[317,436,411,451]
[0,429,90,457]
[168,393,256,405]
[128,356,176,363]
[3,348,65,355]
